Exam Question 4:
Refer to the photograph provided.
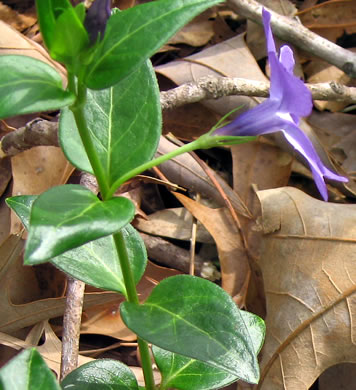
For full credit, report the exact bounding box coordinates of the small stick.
[60,277,86,380]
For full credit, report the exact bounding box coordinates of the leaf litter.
[0,0,355,389]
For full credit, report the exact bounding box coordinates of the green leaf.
[24,184,135,264]
[121,275,265,384]
[6,195,37,231]
[6,195,146,294]
[84,0,223,89]
[61,359,139,390]
[52,224,147,294]
[0,348,60,390]
[0,56,75,120]
[50,4,89,65]
[59,60,161,189]
[152,311,265,390]
[153,346,238,390]
[35,0,72,51]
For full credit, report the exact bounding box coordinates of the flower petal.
[214,99,281,136]
[262,9,313,117]
[281,121,348,200]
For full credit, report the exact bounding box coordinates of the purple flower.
[84,0,111,44]
[214,8,347,201]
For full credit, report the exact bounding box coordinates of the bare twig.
[60,277,85,380]
[0,119,59,157]
[2,78,355,158]
[227,0,356,78]
[160,77,356,110]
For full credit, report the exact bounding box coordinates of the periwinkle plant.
[0,1,341,389]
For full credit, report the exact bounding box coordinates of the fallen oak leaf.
[256,187,356,390]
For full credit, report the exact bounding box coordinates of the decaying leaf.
[256,187,356,390]
[174,192,250,302]
[0,235,119,333]
[10,146,74,234]
[134,207,213,243]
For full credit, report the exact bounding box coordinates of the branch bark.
[226,0,356,78]
[60,277,85,380]
[160,77,356,110]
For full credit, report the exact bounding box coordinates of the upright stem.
[68,77,110,199]
[67,77,156,389]
[113,231,156,390]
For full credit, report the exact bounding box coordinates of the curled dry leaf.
[174,192,250,302]
[256,187,356,390]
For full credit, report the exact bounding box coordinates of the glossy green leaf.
[121,275,265,384]
[6,195,146,294]
[59,60,161,188]
[61,359,139,390]
[24,184,135,264]
[0,56,74,120]
[153,310,265,390]
[52,224,147,294]
[0,348,60,390]
[6,195,37,231]
[153,346,238,390]
[84,0,223,89]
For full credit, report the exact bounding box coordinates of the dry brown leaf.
[157,136,251,218]
[0,2,36,32]
[134,207,213,244]
[10,146,74,234]
[168,10,216,47]
[162,100,219,140]
[0,20,66,82]
[174,192,249,301]
[0,235,119,333]
[319,362,356,389]
[231,141,292,316]
[307,111,356,179]
[256,187,356,390]
[36,321,92,376]
[298,0,356,42]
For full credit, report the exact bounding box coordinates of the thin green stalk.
[107,138,204,198]
[113,231,156,390]
[68,77,110,199]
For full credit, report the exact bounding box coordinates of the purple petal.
[214,99,281,136]
[84,0,111,44]
[281,121,348,200]
[279,45,294,73]
[262,9,312,117]
[262,9,276,55]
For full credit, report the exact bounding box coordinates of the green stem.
[107,138,203,198]
[113,232,156,390]
[69,80,110,199]
[67,75,156,389]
